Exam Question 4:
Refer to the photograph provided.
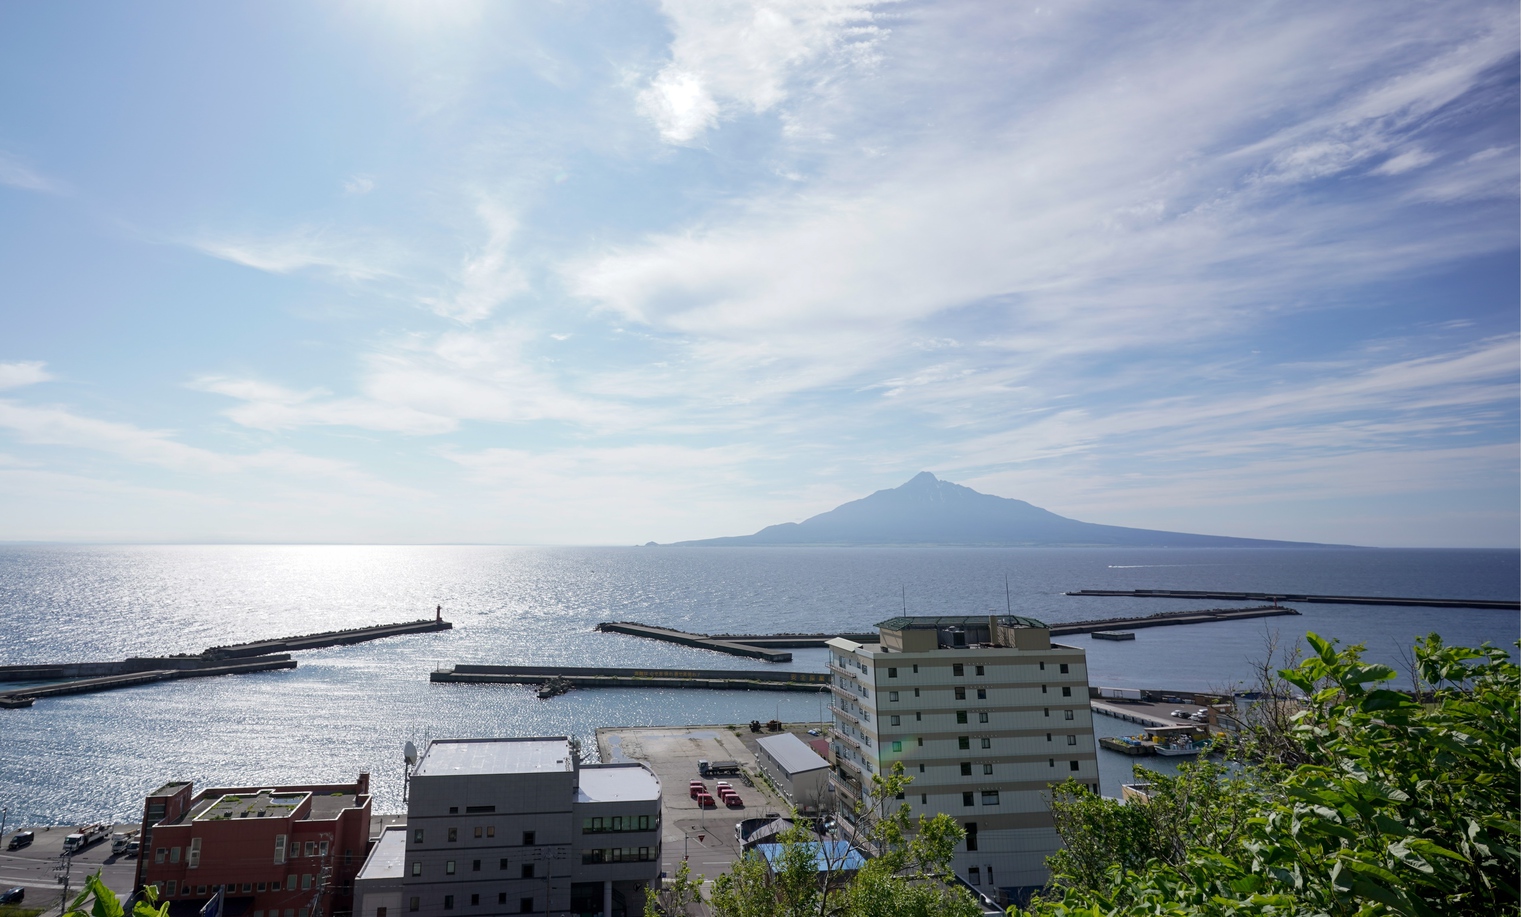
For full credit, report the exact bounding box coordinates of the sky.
[0,1,1516,548]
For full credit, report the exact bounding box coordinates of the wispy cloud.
[0,150,63,193]
[189,226,397,281]
[0,361,53,390]
[422,199,528,323]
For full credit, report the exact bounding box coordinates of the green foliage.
[0,905,46,917]
[62,874,167,917]
[1022,633,1519,917]
[646,859,705,917]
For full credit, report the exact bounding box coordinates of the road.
[0,825,139,916]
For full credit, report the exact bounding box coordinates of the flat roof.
[197,790,306,822]
[876,615,1048,630]
[414,738,574,778]
[356,826,407,882]
[575,765,661,804]
[756,733,829,776]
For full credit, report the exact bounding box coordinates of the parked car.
[6,831,33,850]
[696,792,716,809]
[1,887,25,905]
[124,841,140,857]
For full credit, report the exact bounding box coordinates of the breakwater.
[1066,589,1518,611]
[0,657,297,708]
[432,663,831,692]
[1048,605,1298,635]
[595,622,793,661]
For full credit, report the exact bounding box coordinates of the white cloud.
[190,226,396,281]
[0,361,53,390]
[423,200,528,323]
[0,151,62,193]
[344,175,377,195]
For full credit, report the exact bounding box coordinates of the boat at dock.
[1153,735,1213,756]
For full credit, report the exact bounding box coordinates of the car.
[806,729,820,736]
[696,792,716,809]
[724,794,744,808]
[6,831,33,850]
[124,841,140,857]
[1169,709,1188,718]
[1,887,24,905]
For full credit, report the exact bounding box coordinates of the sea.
[0,544,1516,826]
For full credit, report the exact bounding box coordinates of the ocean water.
[0,544,1515,824]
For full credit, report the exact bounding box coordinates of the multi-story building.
[397,737,660,917]
[827,615,1096,898]
[135,774,373,917]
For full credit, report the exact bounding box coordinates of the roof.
[575,764,661,803]
[196,790,305,822]
[756,840,866,873]
[356,826,408,882]
[756,733,829,776]
[875,614,1048,630]
[414,738,574,778]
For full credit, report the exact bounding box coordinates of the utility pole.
[55,848,74,916]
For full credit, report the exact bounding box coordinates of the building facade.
[753,733,830,814]
[827,615,1097,897]
[135,775,373,917]
[398,737,660,917]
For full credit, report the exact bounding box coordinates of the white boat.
[1153,736,1212,756]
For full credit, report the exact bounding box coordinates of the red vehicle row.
[689,780,743,808]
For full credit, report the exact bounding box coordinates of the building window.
[888,667,897,678]
[521,864,533,879]
[413,829,424,844]
[917,738,923,747]
[1040,661,1045,670]
[466,805,495,814]
[166,882,177,896]
[449,807,459,814]
[954,687,966,700]
[305,842,315,857]
[975,665,984,676]
[1070,760,1081,771]
[198,887,208,896]
[952,664,964,676]
[965,823,978,851]
[892,741,902,752]
[1067,734,1078,746]
[411,862,422,876]
[918,763,925,772]
[446,861,456,875]
[1065,710,1075,721]
[171,847,181,863]
[497,895,506,906]
[920,793,927,804]
[474,827,483,839]
[981,791,1000,806]
[912,664,918,673]
[913,687,920,697]
[956,711,968,724]
[978,712,989,723]
[519,901,533,915]
[1060,663,1069,674]
[968,867,981,885]
[889,691,899,702]
[1044,707,1050,717]
[1041,684,1048,693]
[486,826,495,838]
[155,848,166,864]
[890,715,900,726]
[443,896,454,911]
[470,895,479,906]
[960,762,972,776]
[243,884,253,893]
[522,832,535,846]
[1047,733,1052,742]
[448,828,458,842]
[980,737,991,749]
[1062,686,1072,697]
[961,792,974,807]
[976,688,986,700]
[472,859,481,872]
[257,884,266,893]
[301,875,312,891]
[188,838,201,869]
[983,763,993,775]
[1049,758,1055,768]
[958,736,970,750]
[286,876,296,891]
[408,899,419,913]
[378,910,387,917]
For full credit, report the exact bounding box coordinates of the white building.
[827,615,1096,898]
[393,737,661,917]
[753,733,830,814]
[355,826,406,917]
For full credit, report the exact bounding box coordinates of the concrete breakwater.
[0,617,452,708]
[432,663,831,692]
[1047,605,1298,635]
[1066,589,1519,611]
[595,622,794,661]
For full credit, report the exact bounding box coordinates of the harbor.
[1066,589,1519,611]
[431,663,831,692]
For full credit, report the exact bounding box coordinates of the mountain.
[664,472,1339,547]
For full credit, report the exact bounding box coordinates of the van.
[6,831,33,850]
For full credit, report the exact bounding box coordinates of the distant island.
[658,472,1343,547]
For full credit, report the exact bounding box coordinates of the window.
[287,876,296,891]
[448,828,458,842]
[472,859,481,872]
[958,736,970,750]
[198,887,208,896]
[1044,707,1050,717]
[499,858,509,870]
[446,861,456,875]
[983,763,993,775]
[497,895,506,906]
[954,687,966,700]
[155,848,166,864]
[961,792,974,807]
[409,900,419,914]
[1060,663,1069,674]
[188,838,201,869]
[917,737,923,747]
[410,862,422,876]
[470,895,479,906]
[981,790,1000,806]
[166,882,177,896]
[888,691,899,702]
[978,711,989,723]
[243,884,253,894]
[443,896,454,911]
[1067,734,1078,746]
[921,793,927,804]
[474,827,483,839]
[891,741,902,752]
[449,807,459,814]
[1041,684,1048,693]
[378,911,387,917]
[965,823,978,851]
[486,826,495,838]
[918,763,925,772]
[1070,760,1081,771]
[1040,661,1045,670]
[319,841,328,857]
[257,883,266,892]
[890,715,899,726]
[980,737,991,749]
[413,829,424,845]
[976,688,986,700]
[968,867,981,886]
[1065,710,1075,721]
[1047,733,1052,742]
[956,710,968,724]
[952,663,964,676]
[1049,758,1055,768]
[305,842,315,857]
[171,847,181,863]
[887,667,897,678]
[1062,686,1072,697]
[960,762,972,776]
[522,832,535,846]
[912,664,918,673]
[301,875,312,891]
[519,901,533,915]
[521,864,534,879]
[913,687,920,697]
[975,665,984,675]
[466,805,495,814]
[915,712,921,721]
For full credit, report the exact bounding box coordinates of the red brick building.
[134,775,372,917]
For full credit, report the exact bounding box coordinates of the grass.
[0,904,46,917]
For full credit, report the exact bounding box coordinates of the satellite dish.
[404,741,418,765]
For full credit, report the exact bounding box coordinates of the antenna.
[1005,575,1012,615]
[901,584,907,615]
[403,741,418,804]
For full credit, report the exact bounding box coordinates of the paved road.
[0,825,139,916]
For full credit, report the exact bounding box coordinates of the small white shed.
[755,733,830,813]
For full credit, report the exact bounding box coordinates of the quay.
[596,622,794,662]
[432,663,831,692]
[1066,589,1519,611]
[1048,605,1297,635]
[0,657,297,708]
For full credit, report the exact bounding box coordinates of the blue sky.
[0,1,1516,547]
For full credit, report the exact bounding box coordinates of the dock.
[595,622,795,662]
[1048,605,1298,635]
[432,664,831,693]
[0,657,297,707]
[1066,589,1518,611]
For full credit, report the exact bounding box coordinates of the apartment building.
[827,615,1097,898]
[398,737,660,917]
[134,774,373,917]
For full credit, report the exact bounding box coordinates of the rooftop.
[756,840,866,873]
[356,826,407,882]
[197,790,306,822]
[756,732,829,776]
[414,738,574,778]
[574,764,661,804]
[876,614,1048,630]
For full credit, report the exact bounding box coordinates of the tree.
[645,859,707,917]
[63,875,167,917]
[1022,632,1519,917]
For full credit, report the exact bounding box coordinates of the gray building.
[397,737,660,917]
[753,733,830,814]
[355,826,407,917]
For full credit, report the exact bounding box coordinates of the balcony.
[829,705,861,727]
[834,731,864,753]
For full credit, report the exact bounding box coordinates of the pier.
[0,657,297,708]
[432,663,831,693]
[595,622,795,661]
[1066,589,1518,611]
[1047,605,1298,635]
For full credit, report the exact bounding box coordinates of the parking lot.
[0,825,140,916]
[596,725,794,887]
